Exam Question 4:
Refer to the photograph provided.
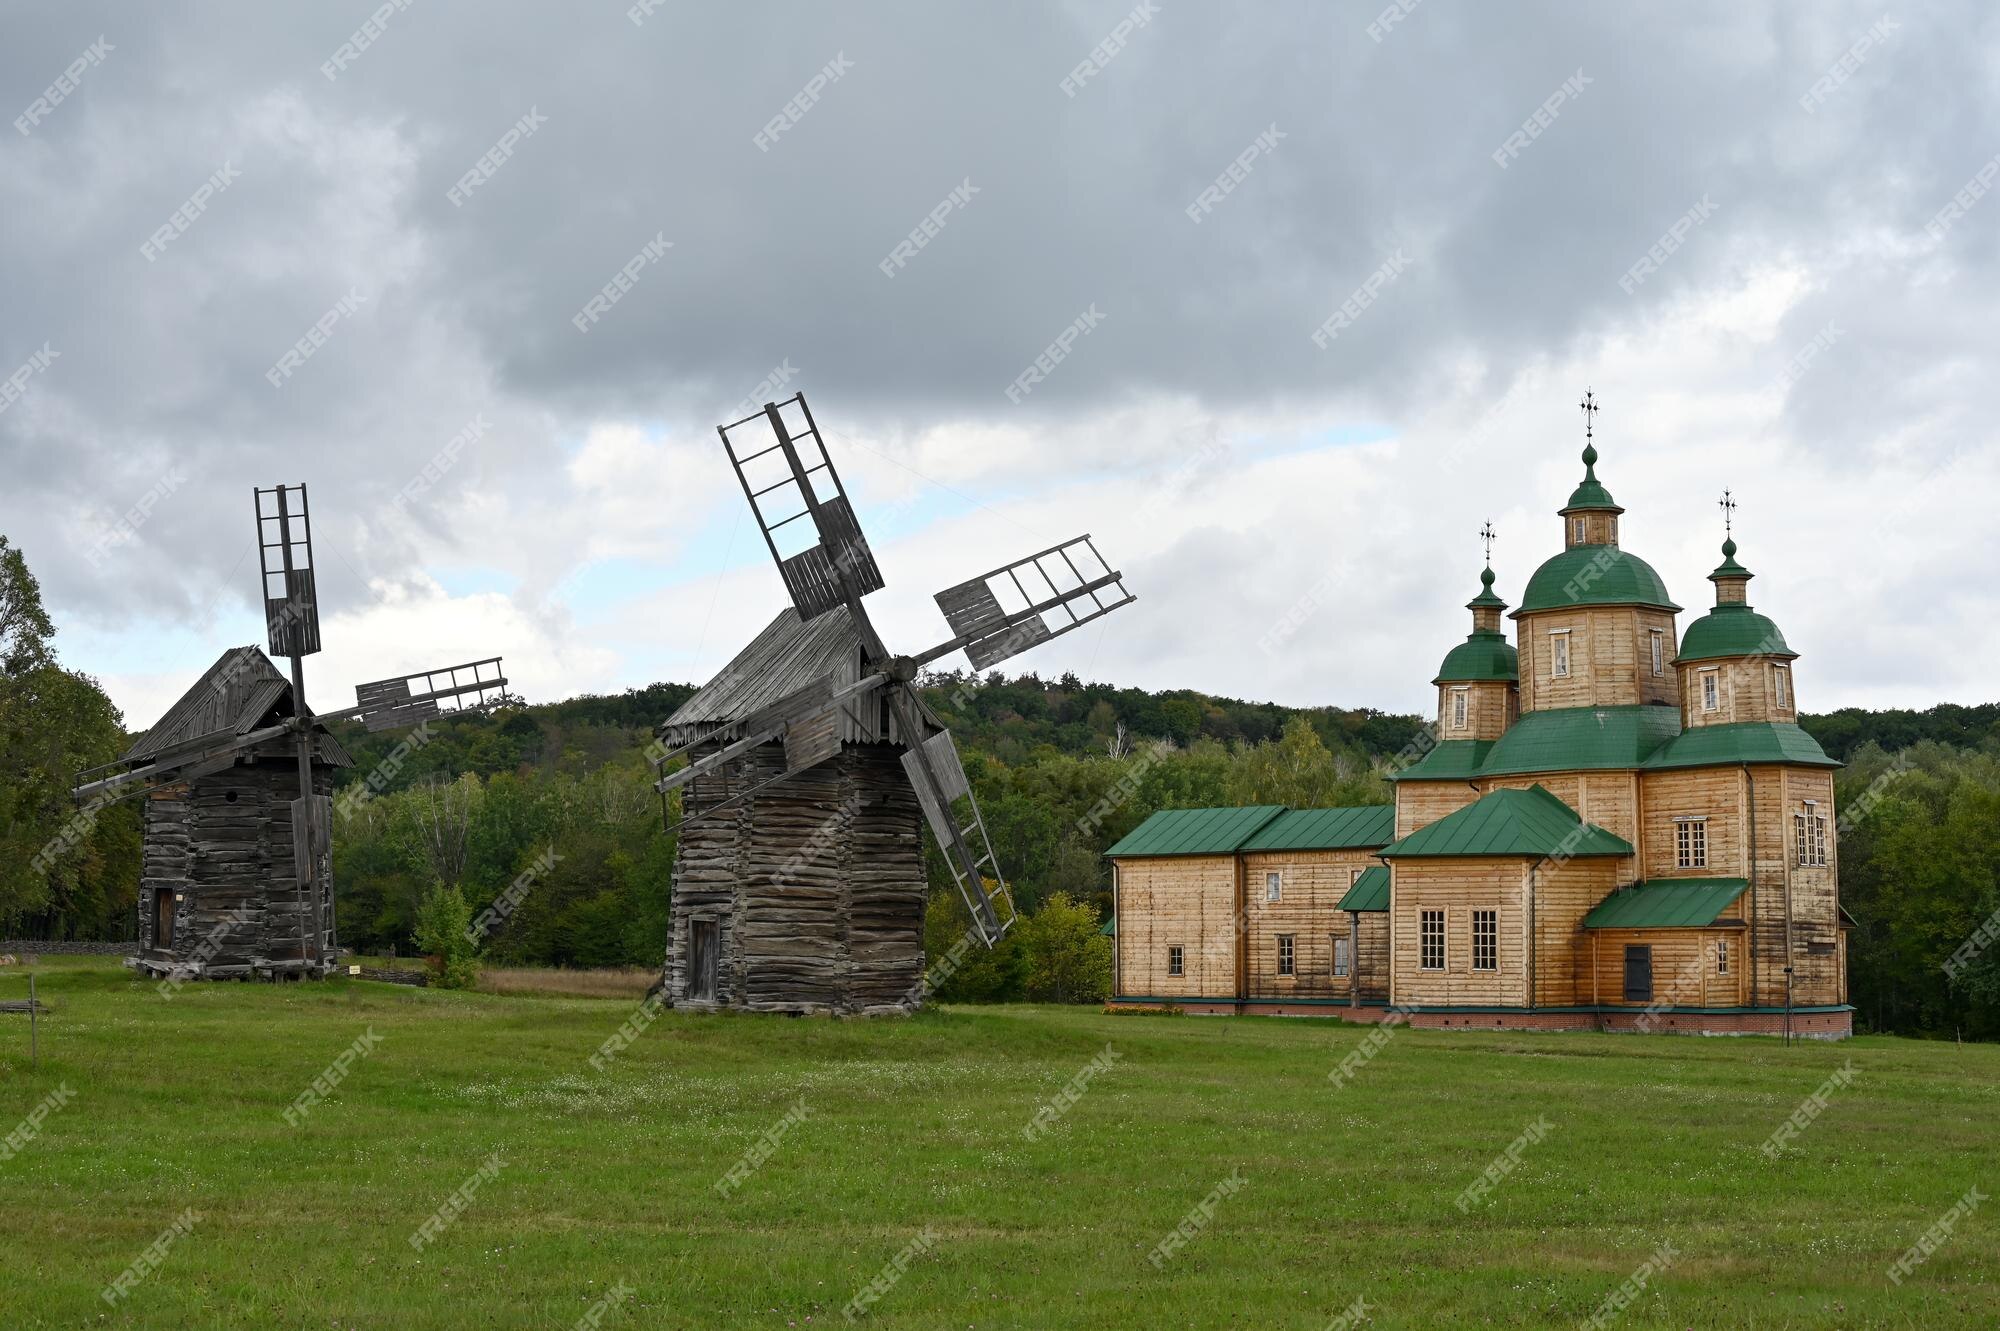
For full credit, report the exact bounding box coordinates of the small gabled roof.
[1105,806,1285,857]
[1380,784,1632,859]
[123,645,352,771]
[1240,805,1394,852]
[1338,865,1390,912]
[1583,878,1748,929]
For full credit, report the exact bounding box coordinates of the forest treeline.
[4,536,1998,1036]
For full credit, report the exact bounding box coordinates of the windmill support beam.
[72,722,296,802]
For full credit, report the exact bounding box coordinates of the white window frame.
[1572,516,1586,545]
[1771,663,1790,710]
[1797,800,1829,867]
[1167,944,1184,977]
[1450,687,1469,731]
[1350,867,1365,887]
[1333,935,1352,978]
[1700,668,1720,713]
[1675,815,1708,870]
[1265,870,1282,902]
[1549,628,1571,679]
[1649,629,1664,677]
[1471,909,1498,972]
[1420,909,1446,970]
[1276,933,1295,977]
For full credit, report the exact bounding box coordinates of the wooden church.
[1107,399,1852,1037]
[116,646,349,979]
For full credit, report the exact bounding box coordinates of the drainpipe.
[1528,854,1547,1013]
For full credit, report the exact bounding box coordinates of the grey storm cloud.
[1,0,1995,685]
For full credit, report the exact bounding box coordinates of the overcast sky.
[3,1,1995,732]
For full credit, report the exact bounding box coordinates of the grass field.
[0,958,1994,1329]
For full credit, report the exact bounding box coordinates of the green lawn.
[0,958,1994,1329]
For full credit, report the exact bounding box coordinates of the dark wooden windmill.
[654,394,1136,1013]
[71,484,508,980]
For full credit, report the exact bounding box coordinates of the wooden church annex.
[1107,394,1853,1037]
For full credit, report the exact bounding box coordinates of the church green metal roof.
[1677,603,1796,663]
[1479,705,1683,777]
[1380,785,1633,859]
[1338,865,1391,912]
[1435,631,1518,684]
[1390,739,1493,782]
[1105,806,1284,857]
[1582,877,1748,929]
[1240,805,1395,851]
[1641,722,1840,771]
[1516,545,1680,614]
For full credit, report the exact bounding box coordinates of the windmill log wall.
[665,740,924,1015]
[133,743,337,979]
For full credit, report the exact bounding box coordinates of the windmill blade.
[718,393,884,621]
[323,657,510,732]
[255,484,322,657]
[896,722,1016,945]
[922,535,1136,671]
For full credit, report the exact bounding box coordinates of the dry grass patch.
[476,965,656,999]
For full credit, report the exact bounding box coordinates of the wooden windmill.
[71,484,509,980]
[654,394,1136,1013]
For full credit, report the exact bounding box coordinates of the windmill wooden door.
[689,920,719,1001]
[153,890,176,952]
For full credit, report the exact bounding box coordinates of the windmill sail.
[898,727,1013,943]
[720,394,884,621]
[927,535,1134,670]
[341,658,510,732]
[255,484,322,657]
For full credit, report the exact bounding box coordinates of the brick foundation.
[1108,998,1852,1038]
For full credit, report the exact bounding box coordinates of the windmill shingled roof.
[123,645,352,770]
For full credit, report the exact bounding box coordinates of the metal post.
[28,973,37,1069]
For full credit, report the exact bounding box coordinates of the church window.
[1550,630,1570,678]
[1675,816,1707,869]
[1265,871,1282,902]
[1276,934,1295,977]
[1572,517,1586,545]
[1420,910,1445,970]
[1771,664,1790,710]
[1716,939,1729,975]
[1472,910,1498,971]
[1450,688,1468,730]
[1167,945,1184,977]
[1795,802,1828,867]
[1700,669,1720,712]
[1649,630,1664,676]
[1333,936,1351,977]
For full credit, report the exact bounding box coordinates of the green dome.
[1434,630,1517,684]
[1467,564,1507,610]
[1516,544,1681,614]
[1677,603,1795,663]
[1562,443,1624,513]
